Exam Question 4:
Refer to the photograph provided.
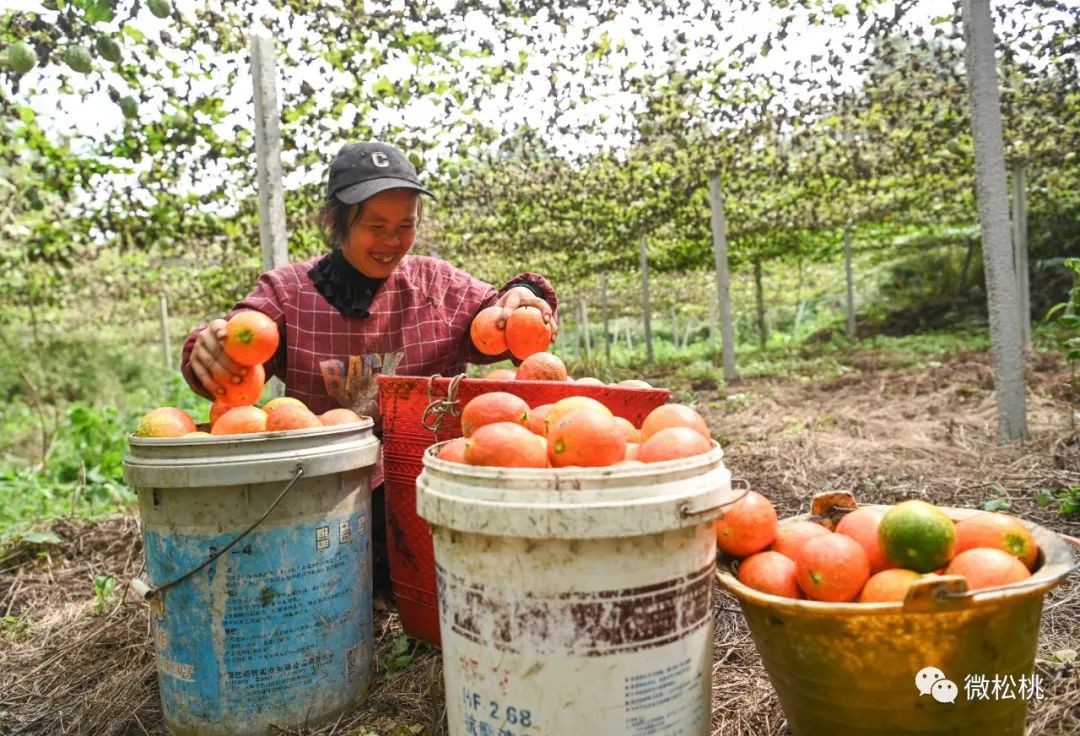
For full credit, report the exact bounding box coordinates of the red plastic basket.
[377,374,671,647]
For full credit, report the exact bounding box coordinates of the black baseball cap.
[327,141,435,204]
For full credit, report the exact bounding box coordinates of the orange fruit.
[220,363,265,407]
[545,396,612,433]
[460,392,530,437]
[320,408,363,425]
[835,508,891,574]
[954,512,1038,570]
[211,406,268,436]
[738,551,802,599]
[183,431,213,438]
[624,442,639,461]
[134,407,197,438]
[483,368,517,381]
[617,379,653,388]
[640,404,710,443]
[715,490,778,558]
[266,404,322,432]
[527,404,554,436]
[944,548,1032,590]
[505,306,552,360]
[637,426,712,463]
[470,305,508,356]
[464,422,548,468]
[613,416,640,443]
[223,310,280,367]
[210,399,230,425]
[859,569,922,603]
[263,396,306,414]
[437,437,468,463]
[878,500,957,573]
[515,352,568,381]
[772,521,831,560]
[796,534,871,602]
[574,377,604,386]
[547,409,626,467]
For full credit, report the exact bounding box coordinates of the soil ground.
[1,347,1078,735]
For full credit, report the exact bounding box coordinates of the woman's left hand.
[497,286,559,340]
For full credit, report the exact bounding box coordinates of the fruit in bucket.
[527,404,554,436]
[134,407,197,438]
[637,426,712,463]
[223,311,280,366]
[944,547,1032,590]
[954,512,1038,569]
[640,404,710,442]
[515,352,568,381]
[547,410,626,467]
[772,520,831,560]
[483,368,516,380]
[835,507,891,574]
[266,404,322,432]
[877,500,957,573]
[211,406,268,435]
[320,408,363,425]
[505,306,552,360]
[544,396,612,433]
[263,396,306,414]
[464,422,547,468]
[470,305,508,356]
[796,533,871,602]
[437,437,468,463]
[715,490,778,558]
[859,568,922,603]
[461,392,531,437]
[738,551,802,599]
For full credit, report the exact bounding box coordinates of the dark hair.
[318,194,425,249]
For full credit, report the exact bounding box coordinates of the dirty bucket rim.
[715,503,1077,612]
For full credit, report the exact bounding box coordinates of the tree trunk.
[159,294,171,370]
[709,175,737,380]
[963,0,1029,441]
[671,307,679,350]
[640,235,654,366]
[1011,161,1031,349]
[754,259,767,349]
[580,295,592,360]
[844,227,856,338]
[601,272,611,365]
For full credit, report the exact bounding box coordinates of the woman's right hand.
[189,319,248,398]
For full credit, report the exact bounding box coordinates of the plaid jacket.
[180,254,557,484]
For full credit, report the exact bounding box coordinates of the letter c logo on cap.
[371,152,390,168]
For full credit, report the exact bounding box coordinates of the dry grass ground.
[1,347,1077,735]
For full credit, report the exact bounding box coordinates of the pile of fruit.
[132,311,362,438]
[717,494,1039,601]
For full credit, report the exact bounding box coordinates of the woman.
[180,141,559,589]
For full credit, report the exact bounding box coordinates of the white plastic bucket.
[416,443,731,736]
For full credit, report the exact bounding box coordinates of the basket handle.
[420,373,466,436]
[131,463,305,603]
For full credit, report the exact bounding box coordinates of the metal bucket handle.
[680,478,751,520]
[420,372,466,436]
[130,463,306,602]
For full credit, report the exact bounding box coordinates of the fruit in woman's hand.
[464,422,548,468]
[944,547,1032,590]
[640,404,710,442]
[220,363,265,407]
[738,551,802,598]
[505,306,552,360]
[637,426,712,463]
[460,392,530,437]
[715,490,778,558]
[772,521,831,560]
[878,500,957,573]
[859,569,922,603]
[547,409,626,468]
[470,306,508,356]
[134,407,196,438]
[515,352,568,381]
[211,406,268,435]
[954,512,1039,570]
[796,533,870,602]
[835,507,891,573]
[223,311,280,367]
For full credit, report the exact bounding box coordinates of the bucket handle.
[130,463,306,603]
[680,478,751,520]
[904,534,1080,610]
[421,373,466,436]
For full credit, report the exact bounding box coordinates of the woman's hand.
[496,286,559,340]
[189,319,248,397]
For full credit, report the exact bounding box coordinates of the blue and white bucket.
[123,421,379,735]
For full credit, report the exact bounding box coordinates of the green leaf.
[831,3,850,18]
[20,530,64,545]
[982,497,1010,512]
[83,0,114,23]
[122,24,145,43]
